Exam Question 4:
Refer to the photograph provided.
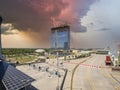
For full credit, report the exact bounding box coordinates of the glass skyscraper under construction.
[51,25,70,50]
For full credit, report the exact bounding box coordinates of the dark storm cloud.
[1,24,16,35]
[0,0,95,33]
[0,0,68,32]
[70,0,96,32]
[0,0,68,46]
[99,28,111,31]
[89,22,94,26]
[71,19,87,32]
[94,28,111,31]
[76,0,95,18]
[0,0,96,47]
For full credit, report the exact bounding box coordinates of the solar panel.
[2,65,35,90]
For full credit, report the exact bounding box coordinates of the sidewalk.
[17,62,65,90]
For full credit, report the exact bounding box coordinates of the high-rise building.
[51,25,70,50]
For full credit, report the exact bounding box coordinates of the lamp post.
[55,30,60,90]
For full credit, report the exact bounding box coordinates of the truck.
[105,55,111,65]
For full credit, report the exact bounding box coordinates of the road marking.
[80,64,107,69]
[100,64,120,90]
[115,86,119,90]
[70,56,119,90]
[87,68,96,90]
[87,57,97,90]
[70,56,92,90]
[65,62,110,69]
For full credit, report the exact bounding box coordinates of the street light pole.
[55,30,60,90]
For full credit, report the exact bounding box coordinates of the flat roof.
[0,61,35,90]
[51,25,70,31]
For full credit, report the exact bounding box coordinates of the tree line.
[2,48,36,55]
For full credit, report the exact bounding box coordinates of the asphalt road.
[72,54,120,90]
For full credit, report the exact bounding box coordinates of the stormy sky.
[0,0,120,48]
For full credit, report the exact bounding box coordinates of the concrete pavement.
[17,54,120,90]
[17,63,65,90]
[69,54,120,90]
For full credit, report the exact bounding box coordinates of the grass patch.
[6,55,37,64]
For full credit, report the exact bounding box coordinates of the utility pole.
[55,29,60,90]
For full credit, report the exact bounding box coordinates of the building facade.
[51,25,70,50]
[0,16,3,59]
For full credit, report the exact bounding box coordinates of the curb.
[112,67,120,71]
[60,69,68,90]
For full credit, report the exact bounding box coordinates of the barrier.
[60,69,68,90]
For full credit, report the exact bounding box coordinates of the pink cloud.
[24,0,91,27]
[0,0,95,47]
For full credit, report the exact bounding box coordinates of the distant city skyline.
[0,0,120,48]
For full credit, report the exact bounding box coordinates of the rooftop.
[51,25,70,31]
[0,61,35,90]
